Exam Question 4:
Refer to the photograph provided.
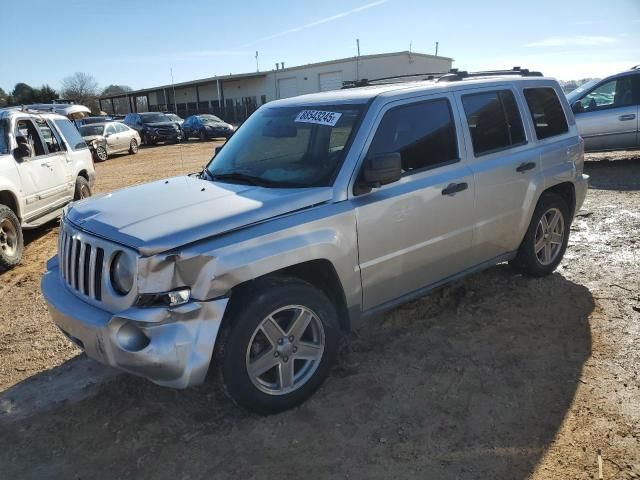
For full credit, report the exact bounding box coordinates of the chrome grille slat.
[78,243,86,294]
[88,246,97,298]
[70,238,78,289]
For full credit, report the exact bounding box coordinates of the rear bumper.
[41,257,228,389]
[574,174,589,214]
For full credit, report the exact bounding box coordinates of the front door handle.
[516,161,536,173]
[441,182,468,196]
[619,114,636,121]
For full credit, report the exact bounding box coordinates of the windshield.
[79,124,105,136]
[0,120,8,154]
[141,113,170,123]
[566,79,600,103]
[206,105,363,187]
[200,114,224,124]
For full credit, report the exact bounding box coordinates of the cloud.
[524,36,617,47]
[241,0,390,46]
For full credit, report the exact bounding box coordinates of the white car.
[78,121,141,162]
[0,107,96,268]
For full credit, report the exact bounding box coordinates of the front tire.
[199,129,208,141]
[0,205,23,270]
[511,192,570,277]
[95,145,108,162]
[74,176,92,201]
[217,276,340,414]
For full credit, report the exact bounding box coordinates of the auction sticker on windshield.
[294,110,342,127]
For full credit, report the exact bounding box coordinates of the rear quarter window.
[523,88,568,140]
[52,119,88,151]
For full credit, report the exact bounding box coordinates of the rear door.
[353,95,475,310]
[455,87,539,264]
[572,74,638,151]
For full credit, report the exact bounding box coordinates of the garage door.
[278,77,298,99]
[319,71,343,92]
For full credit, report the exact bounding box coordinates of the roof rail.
[342,66,543,89]
[436,66,543,82]
[342,72,450,88]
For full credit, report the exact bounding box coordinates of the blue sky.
[2,0,639,92]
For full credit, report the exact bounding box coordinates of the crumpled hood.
[66,176,333,255]
[82,135,104,143]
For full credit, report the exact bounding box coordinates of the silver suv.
[42,69,588,413]
[567,65,640,152]
[0,108,95,269]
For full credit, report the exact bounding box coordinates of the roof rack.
[342,66,543,88]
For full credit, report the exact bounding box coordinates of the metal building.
[98,51,453,123]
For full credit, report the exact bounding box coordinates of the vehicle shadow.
[585,154,640,191]
[0,266,594,480]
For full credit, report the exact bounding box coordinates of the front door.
[573,74,638,151]
[353,96,475,311]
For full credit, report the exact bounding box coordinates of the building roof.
[99,50,454,100]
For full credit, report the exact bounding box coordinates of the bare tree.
[61,72,100,111]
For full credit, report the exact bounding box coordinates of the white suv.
[0,108,96,269]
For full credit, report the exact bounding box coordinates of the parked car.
[75,116,113,128]
[78,121,141,162]
[163,113,184,126]
[182,114,234,140]
[0,107,95,269]
[123,112,182,145]
[566,65,639,152]
[42,69,588,413]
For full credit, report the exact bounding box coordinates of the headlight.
[136,288,191,307]
[110,251,135,295]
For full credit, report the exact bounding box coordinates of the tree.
[61,72,99,111]
[101,84,132,96]
[34,84,58,103]
[0,88,9,108]
[11,83,35,104]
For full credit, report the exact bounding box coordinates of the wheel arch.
[227,259,352,334]
[544,181,576,218]
[77,169,90,182]
[0,189,21,220]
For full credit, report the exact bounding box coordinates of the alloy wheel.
[0,218,18,257]
[245,305,325,396]
[534,207,565,266]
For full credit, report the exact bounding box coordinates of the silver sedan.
[78,121,141,162]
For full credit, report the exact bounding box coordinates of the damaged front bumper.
[41,256,228,389]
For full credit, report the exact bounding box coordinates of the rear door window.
[462,90,526,156]
[523,88,569,140]
[16,119,46,157]
[367,98,459,174]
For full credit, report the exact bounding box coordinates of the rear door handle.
[441,182,468,196]
[516,161,536,173]
[619,114,636,121]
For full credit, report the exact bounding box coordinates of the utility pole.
[356,38,360,81]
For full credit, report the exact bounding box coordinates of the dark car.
[163,113,184,127]
[123,112,182,145]
[182,114,235,141]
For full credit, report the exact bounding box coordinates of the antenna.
[255,51,259,72]
[170,67,184,175]
[356,38,361,80]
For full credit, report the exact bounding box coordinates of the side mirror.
[13,144,30,162]
[214,145,224,156]
[572,101,583,114]
[360,152,402,189]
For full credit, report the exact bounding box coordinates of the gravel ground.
[0,144,638,479]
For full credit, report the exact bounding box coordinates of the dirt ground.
[0,143,638,479]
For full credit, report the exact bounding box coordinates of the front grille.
[156,128,176,136]
[58,227,104,300]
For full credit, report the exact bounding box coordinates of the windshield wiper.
[209,172,285,187]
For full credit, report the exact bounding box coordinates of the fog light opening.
[116,323,150,352]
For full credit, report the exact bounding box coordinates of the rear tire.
[129,139,138,154]
[0,205,23,270]
[216,276,340,414]
[511,192,570,277]
[74,176,92,201]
